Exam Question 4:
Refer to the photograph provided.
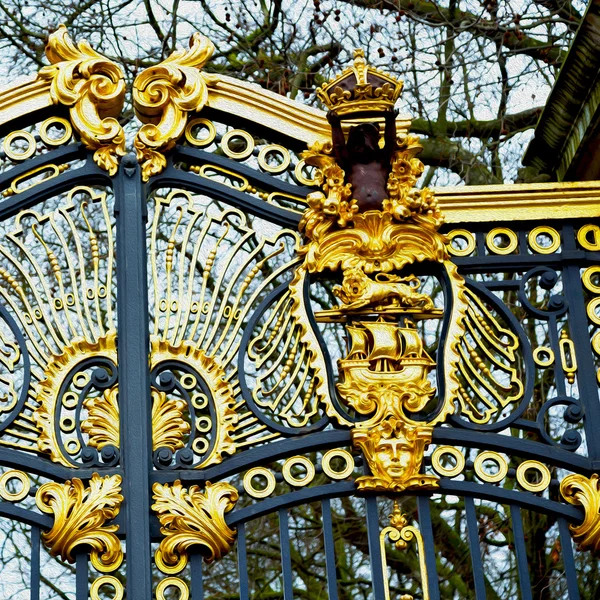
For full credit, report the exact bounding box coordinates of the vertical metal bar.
[321,499,339,600]
[114,156,153,599]
[417,496,441,600]
[279,508,294,600]
[75,552,88,600]
[190,552,204,600]
[464,497,486,600]
[30,526,40,600]
[562,225,600,458]
[237,522,249,600]
[558,517,580,600]
[365,496,387,599]
[510,504,532,600]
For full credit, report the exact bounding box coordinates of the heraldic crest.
[288,49,525,493]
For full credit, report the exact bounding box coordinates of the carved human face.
[375,437,412,479]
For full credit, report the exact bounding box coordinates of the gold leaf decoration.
[151,389,190,451]
[38,25,126,175]
[82,386,120,449]
[133,33,215,181]
[34,331,118,467]
[36,473,123,572]
[560,473,600,555]
[152,480,238,573]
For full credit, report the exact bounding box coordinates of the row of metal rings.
[3,117,73,161]
[184,118,316,183]
[447,226,561,257]
[431,446,552,493]
[243,450,354,499]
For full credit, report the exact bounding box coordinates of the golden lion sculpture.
[333,267,434,311]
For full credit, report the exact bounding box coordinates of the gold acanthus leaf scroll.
[560,473,600,555]
[133,33,215,181]
[36,473,123,572]
[38,25,126,175]
[152,480,238,573]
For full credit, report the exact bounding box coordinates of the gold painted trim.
[243,467,276,499]
[528,226,561,254]
[431,446,465,478]
[434,181,600,224]
[533,346,555,368]
[156,578,189,600]
[91,576,123,600]
[560,473,600,555]
[0,470,30,502]
[473,451,508,483]
[321,449,355,480]
[516,460,551,493]
[282,456,315,487]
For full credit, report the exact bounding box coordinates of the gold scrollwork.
[588,297,600,325]
[516,460,551,493]
[533,346,555,368]
[473,451,508,483]
[486,228,518,255]
[559,331,578,384]
[446,229,476,257]
[0,470,30,502]
[38,25,126,175]
[321,449,355,480]
[560,473,600,555]
[36,473,123,572]
[133,33,215,181]
[156,578,190,600]
[243,467,277,499]
[152,480,238,573]
[90,576,124,600]
[528,226,560,254]
[82,386,119,450]
[431,446,465,478]
[282,456,315,487]
[380,502,429,600]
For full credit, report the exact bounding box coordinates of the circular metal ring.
[192,437,208,454]
[0,470,30,502]
[195,416,211,433]
[180,374,197,390]
[321,449,355,480]
[3,130,36,161]
[577,224,600,251]
[486,228,518,255]
[257,144,291,174]
[587,297,600,325]
[447,229,476,257]
[243,467,276,498]
[282,456,315,487]
[90,576,124,600]
[39,117,73,147]
[60,416,76,433]
[516,460,551,493]
[431,446,465,478]
[533,346,555,368]
[65,438,81,456]
[593,332,600,356]
[294,159,318,186]
[191,393,208,409]
[73,372,90,389]
[221,129,254,160]
[156,577,190,600]
[582,266,600,294]
[62,391,79,409]
[473,451,508,483]
[528,226,560,254]
[184,118,216,148]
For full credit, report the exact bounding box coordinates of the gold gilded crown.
[316,49,404,115]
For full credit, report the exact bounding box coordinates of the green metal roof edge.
[522,0,600,179]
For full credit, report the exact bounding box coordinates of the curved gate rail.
[0,25,599,600]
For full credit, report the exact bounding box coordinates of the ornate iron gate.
[0,26,599,600]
